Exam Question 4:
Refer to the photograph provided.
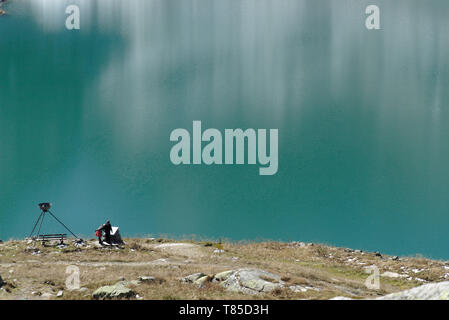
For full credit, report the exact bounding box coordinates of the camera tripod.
[29,203,80,241]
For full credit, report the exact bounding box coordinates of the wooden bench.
[37,234,67,245]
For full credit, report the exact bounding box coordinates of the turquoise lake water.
[1,0,449,258]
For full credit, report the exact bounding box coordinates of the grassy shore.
[0,238,448,300]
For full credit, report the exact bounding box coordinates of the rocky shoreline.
[1,238,449,300]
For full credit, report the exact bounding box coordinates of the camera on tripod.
[30,202,82,244]
[38,202,51,212]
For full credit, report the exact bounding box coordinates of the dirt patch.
[152,243,206,259]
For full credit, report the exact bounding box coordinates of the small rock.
[180,273,207,283]
[93,282,135,299]
[74,242,84,248]
[139,276,156,283]
[391,256,399,261]
[44,280,55,286]
[57,290,63,297]
[375,251,382,257]
[289,241,307,248]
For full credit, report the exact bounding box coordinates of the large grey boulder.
[376,282,449,300]
[182,269,317,295]
[93,282,136,299]
[329,281,449,300]
[219,268,285,295]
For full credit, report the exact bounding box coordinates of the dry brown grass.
[0,238,448,300]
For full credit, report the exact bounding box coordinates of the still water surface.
[1,0,449,258]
